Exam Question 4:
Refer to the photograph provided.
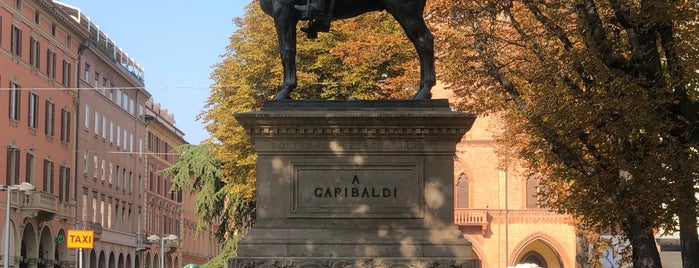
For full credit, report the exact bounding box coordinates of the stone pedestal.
[230,100,480,268]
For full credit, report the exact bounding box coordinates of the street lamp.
[2,182,34,268]
[147,234,177,268]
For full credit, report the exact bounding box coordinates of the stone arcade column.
[230,100,480,268]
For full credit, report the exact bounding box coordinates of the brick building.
[0,0,83,267]
[1,1,219,267]
[430,88,579,268]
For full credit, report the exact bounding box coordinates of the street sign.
[67,230,94,249]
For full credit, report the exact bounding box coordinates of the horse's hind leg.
[387,1,435,100]
[273,10,300,100]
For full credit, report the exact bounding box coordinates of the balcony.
[20,191,57,220]
[135,234,149,251]
[454,208,489,234]
[165,238,179,251]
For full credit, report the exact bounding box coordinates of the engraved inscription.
[291,163,424,218]
[313,175,398,198]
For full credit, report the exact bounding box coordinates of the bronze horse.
[260,0,435,100]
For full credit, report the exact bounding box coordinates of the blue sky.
[57,0,250,144]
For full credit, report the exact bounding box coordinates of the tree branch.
[576,0,630,72]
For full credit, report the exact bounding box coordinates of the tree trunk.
[629,215,662,268]
[677,184,699,268]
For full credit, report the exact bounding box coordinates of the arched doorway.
[90,249,97,268]
[38,226,54,268]
[20,223,38,268]
[513,239,563,268]
[109,251,116,268]
[118,253,124,268]
[55,229,68,266]
[3,219,20,267]
[99,250,106,268]
[152,253,159,268]
[145,252,151,268]
[134,254,140,268]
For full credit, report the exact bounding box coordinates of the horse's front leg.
[388,3,435,100]
[273,14,299,100]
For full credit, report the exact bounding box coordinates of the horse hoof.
[411,90,432,100]
[273,91,291,100]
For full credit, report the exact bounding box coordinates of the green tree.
[429,0,699,267]
[162,143,254,268]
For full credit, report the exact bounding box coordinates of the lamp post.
[147,234,177,268]
[2,182,34,268]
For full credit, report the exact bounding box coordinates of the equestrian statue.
[260,0,435,100]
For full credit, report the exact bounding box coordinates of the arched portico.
[20,222,38,268]
[512,237,564,268]
[54,229,68,267]
[38,226,54,268]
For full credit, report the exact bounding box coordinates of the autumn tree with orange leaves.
[428,0,699,267]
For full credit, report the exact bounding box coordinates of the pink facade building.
[0,1,219,268]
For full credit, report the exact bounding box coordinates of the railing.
[165,238,179,249]
[20,191,58,218]
[454,208,489,234]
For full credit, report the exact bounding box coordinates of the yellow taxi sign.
[67,230,94,249]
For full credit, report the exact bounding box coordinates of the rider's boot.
[294,0,327,20]
[300,20,331,38]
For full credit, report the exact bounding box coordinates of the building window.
[456,173,469,208]
[43,159,54,193]
[45,100,55,137]
[92,192,98,222]
[29,37,40,68]
[59,165,70,201]
[46,49,56,78]
[26,152,35,184]
[94,111,99,135]
[9,81,20,121]
[116,126,121,147]
[82,189,88,221]
[94,72,100,88]
[62,60,72,87]
[83,150,89,174]
[51,24,56,36]
[100,196,105,226]
[93,155,98,178]
[101,160,106,181]
[11,25,22,57]
[84,105,90,129]
[102,116,107,139]
[526,176,541,209]
[33,11,39,24]
[6,147,20,185]
[115,165,119,187]
[84,63,90,82]
[28,91,38,129]
[15,0,21,10]
[109,163,113,184]
[60,108,71,143]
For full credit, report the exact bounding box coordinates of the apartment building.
[54,2,153,268]
[0,1,219,267]
[142,101,186,268]
[0,0,84,267]
[142,101,220,267]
